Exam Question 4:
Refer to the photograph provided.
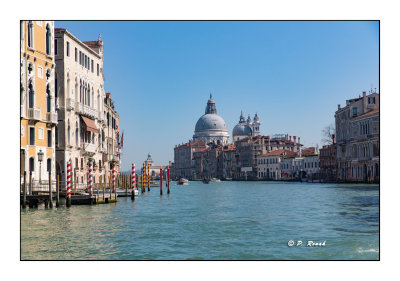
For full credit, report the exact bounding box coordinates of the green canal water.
[21,181,379,260]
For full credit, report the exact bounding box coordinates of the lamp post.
[38,149,44,183]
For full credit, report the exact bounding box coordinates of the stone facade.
[320,138,337,182]
[257,149,296,180]
[173,140,207,179]
[335,91,379,182]
[54,28,108,187]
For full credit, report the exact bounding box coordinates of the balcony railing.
[67,98,75,110]
[83,142,97,153]
[75,102,97,118]
[46,112,58,124]
[28,107,41,121]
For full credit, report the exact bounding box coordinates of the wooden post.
[142,163,145,193]
[29,171,32,196]
[125,174,128,196]
[102,175,105,201]
[167,167,170,194]
[56,175,60,207]
[49,171,53,208]
[109,174,112,199]
[22,171,27,208]
[160,168,163,195]
[147,163,150,192]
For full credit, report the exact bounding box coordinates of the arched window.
[29,157,35,172]
[46,84,51,112]
[75,122,79,146]
[67,121,71,145]
[79,80,82,102]
[46,24,51,55]
[28,81,34,108]
[27,21,33,48]
[47,158,51,173]
[88,85,91,106]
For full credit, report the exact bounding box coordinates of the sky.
[55,21,379,171]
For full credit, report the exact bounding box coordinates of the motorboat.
[210,178,221,182]
[202,178,210,184]
[177,178,189,185]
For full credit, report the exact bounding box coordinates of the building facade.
[320,136,337,182]
[54,28,107,187]
[21,21,57,187]
[257,149,296,180]
[335,91,379,182]
[173,140,207,179]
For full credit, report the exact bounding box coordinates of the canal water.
[21,181,379,260]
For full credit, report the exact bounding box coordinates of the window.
[38,127,44,140]
[27,21,33,48]
[47,158,51,173]
[75,158,78,169]
[87,56,90,69]
[368,97,376,104]
[55,127,58,148]
[91,60,94,72]
[47,129,52,147]
[67,124,71,145]
[81,158,83,170]
[37,66,43,78]
[46,84,51,112]
[84,54,87,68]
[97,63,99,76]
[75,48,78,62]
[79,51,82,64]
[54,38,57,56]
[46,25,52,55]
[66,41,70,56]
[352,107,358,117]
[29,157,35,172]
[29,127,35,145]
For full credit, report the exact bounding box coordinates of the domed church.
[193,95,230,145]
[232,111,261,142]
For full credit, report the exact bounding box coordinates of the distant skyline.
[55,21,379,171]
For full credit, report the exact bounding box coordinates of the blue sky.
[55,21,379,171]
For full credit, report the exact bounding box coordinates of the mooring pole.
[131,164,135,200]
[29,171,32,196]
[22,171,27,208]
[167,166,170,194]
[160,168,163,195]
[56,175,60,207]
[102,175,105,201]
[66,161,72,207]
[49,171,53,208]
[147,163,150,192]
[142,163,145,193]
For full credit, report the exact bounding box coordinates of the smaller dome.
[233,124,252,137]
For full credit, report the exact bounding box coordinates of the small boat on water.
[177,178,189,185]
[210,178,221,182]
[202,178,210,184]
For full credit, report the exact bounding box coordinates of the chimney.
[298,137,300,145]
[338,104,341,110]
[289,136,292,141]
[332,134,336,144]
[363,91,367,98]
[293,136,297,145]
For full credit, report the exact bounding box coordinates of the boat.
[210,178,221,182]
[202,178,210,184]
[177,178,189,185]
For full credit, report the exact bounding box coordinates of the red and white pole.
[112,164,116,193]
[88,159,93,195]
[160,168,163,195]
[167,167,170,194]
[131,164,135,200]
[66,161,72,207]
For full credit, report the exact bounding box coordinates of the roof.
[175,140,206,149]
[301,147,317,156]
[354,109,379,120]
[260,149,297,157]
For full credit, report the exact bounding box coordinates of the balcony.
[46,112,58,125]
[75,102,97,118]
[28,107,41,121]
[66,98,75,110]
[83,142,97,153]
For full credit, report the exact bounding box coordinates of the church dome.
[193,95,230,145]
[233,123,252,137]
[195,114,228,132]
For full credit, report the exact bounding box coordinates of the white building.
[257,149,296,180]
[55,29,107,186]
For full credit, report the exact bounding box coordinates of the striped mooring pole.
[160,168,163,195]
[131,163,135,200]
[88,158,93,195]
[66,161,72,207]
[147,163,150,192]
[142,162,145,193]
[167,166,170,194]
[112,164,116,198]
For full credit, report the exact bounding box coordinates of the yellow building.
[20,21,57,187]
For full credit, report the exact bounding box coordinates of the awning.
[81,116,98,133]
